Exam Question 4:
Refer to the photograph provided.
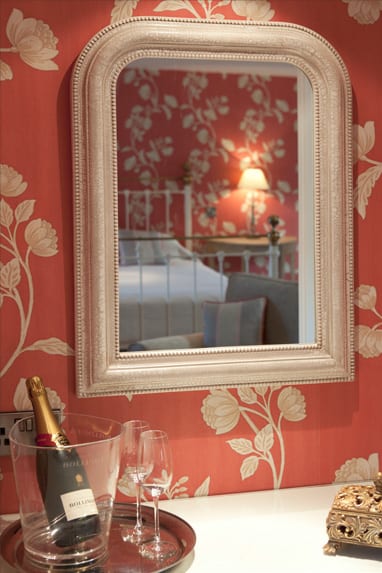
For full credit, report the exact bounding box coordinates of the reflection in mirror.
[116,59,314,352]
[72,18,354,396]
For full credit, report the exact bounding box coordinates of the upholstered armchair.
[127,273,298,351]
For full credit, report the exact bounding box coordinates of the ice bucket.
[9,412,122,568]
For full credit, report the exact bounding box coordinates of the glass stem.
[135,483,143,530]
[153,495,160,544]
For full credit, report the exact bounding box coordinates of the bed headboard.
[118,165,193,250]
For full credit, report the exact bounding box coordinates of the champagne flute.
[138,429,179,561]
[120,420,153,544]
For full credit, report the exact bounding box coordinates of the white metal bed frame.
[118,183,281,342]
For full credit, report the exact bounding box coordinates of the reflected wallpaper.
[1,0,382,515]
[117,65,298,243]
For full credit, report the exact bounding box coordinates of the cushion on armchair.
[127,331,204,351]
[203,297,267,347]
[225,273,298,344]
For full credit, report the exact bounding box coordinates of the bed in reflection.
[118,230,298,351]
[118,186,296,351]
[119,231,228,349]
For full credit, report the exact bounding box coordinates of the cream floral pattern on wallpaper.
[343,0,382,24]
[0,165,74,379]
[12,377,66,411]
[0,8,59,81]
[354,121,382,219]
[111,0,139,22]
[201,385,306,489]
[112,0,382,26]
[334,453,379,482]
[354,120,382,359]
[354,285,382,358]
[111,0,275,22]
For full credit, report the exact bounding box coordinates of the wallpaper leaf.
[15,199,35,223]
[355,166,382,219]
[110,0,139,23]
[0,199,13,227]
[194,476,211,497]
[23,337,75,356]
[355,120,375,160]
[0,259,21,290]
[255,423,274,453]
[227,438,253,455]
[0,59,12,80]
[240,455,260,480]
[354,122,382,219]
[355,284,382,358]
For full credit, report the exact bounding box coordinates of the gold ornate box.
[324,473,382,555]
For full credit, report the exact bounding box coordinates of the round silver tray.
[0,503,196,572]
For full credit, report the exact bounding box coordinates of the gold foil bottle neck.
[25,376,64,441]
[26,376,46,398]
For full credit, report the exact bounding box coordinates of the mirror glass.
[71,18,354,396]
[117,58,315,351]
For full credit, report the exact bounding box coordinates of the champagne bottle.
[26,376,100,547]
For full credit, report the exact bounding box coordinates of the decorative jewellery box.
[324,472,382,555]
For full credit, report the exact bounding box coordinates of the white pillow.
[119,230,165,265]
[118,230,192,265]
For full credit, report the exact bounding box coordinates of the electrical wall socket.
[0,410,61,456]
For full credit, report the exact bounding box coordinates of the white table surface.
[159,483,382,573]
[1,484,381,572]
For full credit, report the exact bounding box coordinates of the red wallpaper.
[117,67,298,239]
[1,0,382,515]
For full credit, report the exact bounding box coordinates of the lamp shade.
[238,167,269,191]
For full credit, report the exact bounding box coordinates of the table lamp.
[238,167,269,235]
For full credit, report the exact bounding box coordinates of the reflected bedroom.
[116,58,313,352]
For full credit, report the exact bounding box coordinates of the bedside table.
[204,235,297,279]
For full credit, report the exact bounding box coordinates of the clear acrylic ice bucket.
[9,412,122,569]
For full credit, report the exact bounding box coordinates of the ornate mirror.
[72,18,354,396]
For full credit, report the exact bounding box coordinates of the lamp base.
[323,473,382,555]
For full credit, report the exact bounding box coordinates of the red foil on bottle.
[36,434,58,447]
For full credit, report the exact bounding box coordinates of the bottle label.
[60,488,98,521]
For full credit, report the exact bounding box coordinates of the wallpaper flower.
[343,0,382,24]
[334,453,380,482]
[0,8,59,80]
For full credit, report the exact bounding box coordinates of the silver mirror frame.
[72,17,354,396]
